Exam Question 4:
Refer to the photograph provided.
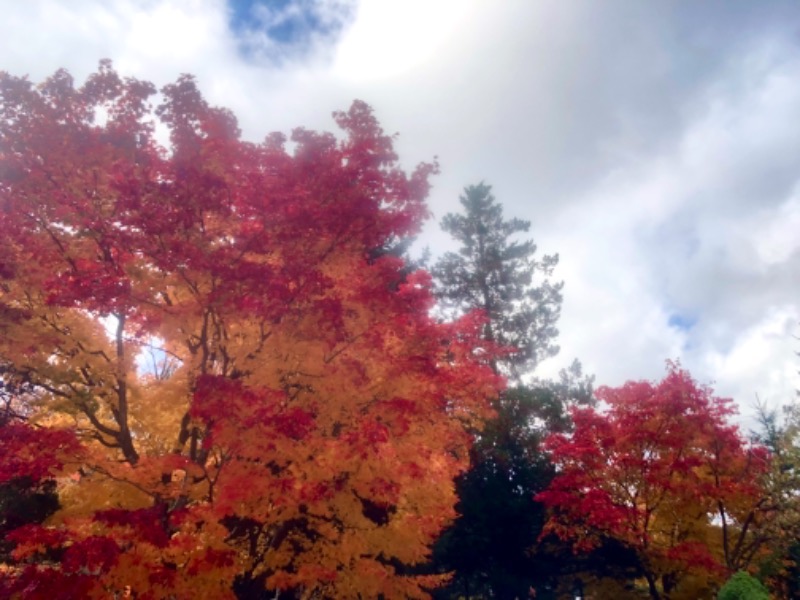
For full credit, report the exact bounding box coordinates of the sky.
[3,0,799,425]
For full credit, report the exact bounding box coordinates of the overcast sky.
[3,0,799,424]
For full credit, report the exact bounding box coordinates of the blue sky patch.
[227,0,355,62]
[668,313,697,331]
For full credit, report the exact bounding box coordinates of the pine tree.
[432,183,562,380]
[431,183,580,599]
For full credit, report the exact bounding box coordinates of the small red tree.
[0,62,502,599]
[537,365,770,600]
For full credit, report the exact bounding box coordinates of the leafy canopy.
[0,62,502,599]
[538,365,771,600]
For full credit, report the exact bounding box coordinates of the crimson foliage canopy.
[538,366,771,599]
[0,62,501,599]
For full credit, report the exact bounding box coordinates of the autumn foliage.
[537,365,771,599]
[0,62,501,598]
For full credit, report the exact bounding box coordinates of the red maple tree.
[537,365,771,600]
[0,62,502,599]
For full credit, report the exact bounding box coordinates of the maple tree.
[0,62,502,599]
[537,365,771,600]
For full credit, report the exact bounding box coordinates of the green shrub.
[717,571,769,600]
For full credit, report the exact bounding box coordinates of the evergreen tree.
[753,401,800,596]
[431,183,588,599]
[432,182,562,380]
[432,386,561,600]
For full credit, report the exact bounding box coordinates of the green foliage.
[752,401,800,595]
[431,185,597,599]
[717,571,770,600]
[432,386,558,599]
[432,182,562,379]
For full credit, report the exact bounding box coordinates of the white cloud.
[750,187,800,266]
[2,0,800,419]
[332,0,480,81]
[703,305,799,421]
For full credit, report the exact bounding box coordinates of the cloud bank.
[2,0,799,422]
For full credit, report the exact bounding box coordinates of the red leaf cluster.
[0,424,81,484]
[0,62,502,599]
[537,364,771,591]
